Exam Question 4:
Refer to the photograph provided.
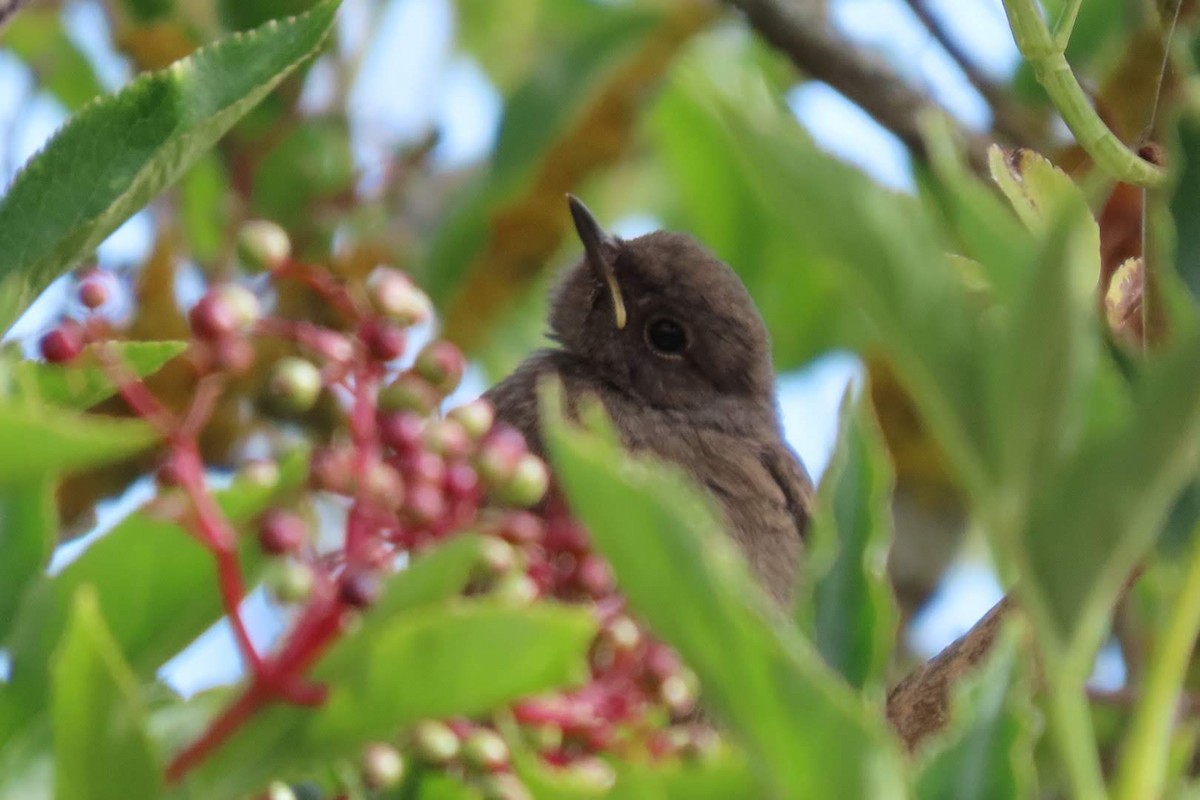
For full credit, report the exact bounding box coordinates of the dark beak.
[567,194,626,330]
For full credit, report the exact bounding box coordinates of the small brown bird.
[486,196,812,605]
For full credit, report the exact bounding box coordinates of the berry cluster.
[39,221,712,798]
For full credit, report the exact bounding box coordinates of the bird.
[485,195,812,606]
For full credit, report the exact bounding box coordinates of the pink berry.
[363,462,405,509]
[189,285,259,341]
[77,270,112,310]
[257,509,307,555]
[444,462,479,500]
[39,320,85,363]
[402,451,446,487]
[576,554,613,596]
[496,511,544,545]
[310,446,355,494]
[211,337,255,375]
[414,340,465,395]
[360,319,406,362]
[379,411,425,453]
[403,482,446,526]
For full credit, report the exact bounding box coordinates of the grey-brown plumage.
[485,196,812,605]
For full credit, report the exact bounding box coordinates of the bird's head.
[549,196,775,411]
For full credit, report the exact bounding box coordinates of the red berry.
[361,319,406,362]
[39,320,85,363]
[339,569,381,608]
[190,285,260,340]
[258,509,307,555]
[414,340,465,395]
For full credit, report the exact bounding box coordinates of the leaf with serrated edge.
[0,0,339,333]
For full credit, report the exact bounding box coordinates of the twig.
[0,0,25,33]
[900,0,1038,146]
[886,595,1012,749]
[722,0,992,169]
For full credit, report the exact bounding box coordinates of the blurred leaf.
[1,449,308,741]
[453,0,544,92]
[251,118,354,228]
[219,0,323,31]
[914,626,1037,800]
[1025,327,1200,659]
[543,394,905,800]
[11,340,186,410]
[52,586,161,800]
[123,0,174,23]
[646,58,847,369]
[609,753,759,799]
[0,399,157,483]
[1170,115,1200,300]
[0,479,54,644]
[988,172,1102,501]
[180,155,231,264]
[182,601,594,796]
[434,1,713,351]
[0,0,339,333]
[2,11,104,110]
[798,392,898,694]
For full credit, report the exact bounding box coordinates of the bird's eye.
[645,317,689,356]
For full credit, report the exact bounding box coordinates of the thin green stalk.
[1052,0,1083,49]
[1046,672,1109,800]
[1001,0,1167,187]
[1113,532,1200,800]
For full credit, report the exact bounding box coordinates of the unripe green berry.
[412,720,460,764]
[495,454,549,508]
[462,728,509,771]
[493,572,539,605]
[268,357,323,413]
[414,340,465,395]
[264,560,315,604]
[367,267,431,325]
[267,781,297,800]
[361,743,405,789]
[479,773,532,800]
[379,372,440,415]
[447,399,495,440]
[477,536,518,577]
[237,219,292,272]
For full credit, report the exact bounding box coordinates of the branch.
[900,0,1041,146]
[0,0,23,33]
[723,0,991,169]
[886,595,1012,749]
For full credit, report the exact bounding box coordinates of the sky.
[3,0,1121,692]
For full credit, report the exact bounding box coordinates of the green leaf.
[608,753,759,800]
[52,586,161,800]
[0,0,340,333]
[181,600,594,796]
[798,392,898,694]
[1024,327,1200,661]
[2,11,104,110]
[0,479,55,644]
[179,156,231,264]
[542,393,905,800]
[1,449,308,740]
[646,57,847,370]
[251,118,354,227]
[11,340,186,410]
[914,625,1038,800]
[414,773,484,799]
[0,399,157,483]
[1170,116,1200,301]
